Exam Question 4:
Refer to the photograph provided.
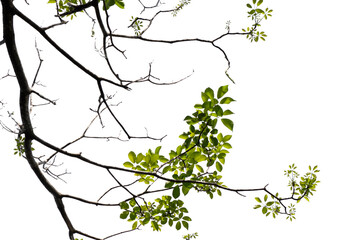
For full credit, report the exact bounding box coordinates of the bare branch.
[31,90,57,105]
[123,62,194,86]
[0,70,16,80]
[102,227,141,240]
[137,0,163,14]
[42,21,68,31]
[33,132,271,197]
[31,40,44,88]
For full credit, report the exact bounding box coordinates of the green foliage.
[119,195,191,231]
[121,85,234,231]
[254,164,320,220]
[183,232,199,240]
[105,0,125,10]
[48,0,125,19]
[14,136,34,157]
[172,0,192,16]
[243,0,273,42]
[129,16,143,36]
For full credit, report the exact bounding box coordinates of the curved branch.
[33,132,267,195]
[2,2,76,238]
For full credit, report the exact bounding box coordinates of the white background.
[1,0,360,239]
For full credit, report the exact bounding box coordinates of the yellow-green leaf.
[128,151,136,163]
[221,118,234,131]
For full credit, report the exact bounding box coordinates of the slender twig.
[31,90,57,105]
[138,0,163,14]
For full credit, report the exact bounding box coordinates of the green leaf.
[213,105,223,117]
[120,202,130,210]
[130,212,136,220]
[223,135,232,142]
[143,213,151,225]
[47,0,56,3]
[194,104,202,109]
[221,118,234,131]
[136,153,144,164]
[180,207,189,213]
[173,186,180,199]
[218,155,225,164]
[129,199,136,207]
[182,185,190,196]
[262,207,268,214]
[128,151,136,163]
[104,0,115,10]
[255,197,262,203]
[182,216,192,221]
[132,221,138,230]
[123,162,134,168]
[217,85,228,98]
[179,133,188,139]
[201,92,209,102]
[205,88,215,100]
[220,97,235,104]
[223,110,234,115]
[182,221,189,230]
[217,133,223,142]
[162,165,172,174]
[257,0,263,6]
[254,205,261,209]
[202,137,209,148]
[183,182,192,189]
[114,0,125,9]
[210,118,218,128]
[208,192,214,199]
[195,154,206,162]
[176,221,181,230]
[151,221,160,231]
[155,146,162,155]
[216,162,223,172]
[165,181,175,188]
[196,164,204,173]
[210,136,219,146]
[246,3,252,8]
[161,217,168,224]
[264,194,268,202]
[120,211,129,219]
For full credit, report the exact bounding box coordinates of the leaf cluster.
[243,0,273,42]
[254,164,320,220]
[119,196,192,231]
[48,0,124,19]
[121,86,235,231]
[129,16,144,36]
[14,136,34,157]
[123,147,166,184]
[286,164,320,202]
[183,232,198,240]
[172,0,192,17]
[253,194,281,219]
